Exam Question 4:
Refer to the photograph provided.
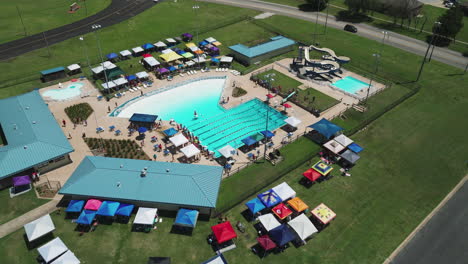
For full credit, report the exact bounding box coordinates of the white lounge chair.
[180,73,185,77]
[143,83,148,88]
[201,69,205,73]
[194,70,197,74]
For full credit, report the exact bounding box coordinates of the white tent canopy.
[192,57,206,63]
[136,71,149,79]
[133,207,158,225]
[181,144,200,158]
[166,38,176,43]
[161,48,172,54]
[272,182,296,201]
[67,64,80,71]
[132,47,144,53]
[120,50,132,57]
[113,77,128,86]
[185,61,195,66]
[333,134,353,147]
[288,213,318,241]
[189,46,200,52]
[52,250,80,264]
[37,237,68,263]
[170,133,189,147]
[220,56,233,63]
[143,57,160,67]
[154,41,167,48]
[24,214,55,242]
[258,213,281,231]
[284,116,302,127]
[218,145,236,158]
[205,37,217,43]
[323,140,345,154]
[91,61,116,74]
[101,81,116,90]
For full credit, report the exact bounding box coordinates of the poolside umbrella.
[115,203,134,217]
[268,224,295,247]
[302,168,321,182]
[308,118,344,139]
[109,125,115,130]
[163,127,178,137]
[257,189,282,208]
[106,53,118,60]
[348,142,364,153]
[142,53,152,58]
[211,221,237,243]
[148,257,171,264]
[76,210,97,225]
[84,199,102,211]
[245,197,266,215]
[174,208,199,228]
[261,130,275,138]
[66,200,84,213]
[257,235,277,251]
[272,203,293,220]
[266,93,274,99]
[138,127,148,134]
[96,201,120,217]
[283,103,292,108]
[126,75,137,81]
[224,163,232,169]
[115,129,121,135]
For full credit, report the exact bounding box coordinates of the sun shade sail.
[308,118,343,139]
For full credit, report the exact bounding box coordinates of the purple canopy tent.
[13,175,31,186]
[210,46,220,56]
[182,33,193,38]
[158,68,169,73]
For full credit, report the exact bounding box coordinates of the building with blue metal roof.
[0,90,74,187]
[229,36,296,65]
[59,156,223,215]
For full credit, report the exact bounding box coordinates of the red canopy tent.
[266,94,275,99]
[142,54,152,58]
[272,203,293,220]
[211,221,237,243]
[303,168,321,182]
[257,235,277,251]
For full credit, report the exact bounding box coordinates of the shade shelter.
[258,213,281,231]
[154,41,167,50]
[136,71,149,80]
[84,199,102,211]
[218,145,236,158]
[287,197,309,213]
[272,182,296,201]
[268,224,295,247]
[323,140,345,154]
[132,47,144,56]
[334,134,353,147]
[174,208,199,228]
[284,116,301,127]
[182,33,193,41]
[257,189,281,208]
[113,77,128,88]
[130,113,158,129]
[163,127,178,137]
[96,201,120,217]
[24,214,55,242]
[12,175,31,194]
[52,250,80,264]
[302,168,321,182]
[143,57,160,70]
[311,160,333,176]
[148,257,171,264]
[159,52,183,63]
[348,142,364,153]
[133,207,158,231]
[169,133,189,147]
[272,203,293,220]
[40,67,66,82]
[201,254,228,264]
[76,210,97,225]
[261,130,275,138]
[308,118,343,139]
[120,50,132,59]
[211,221,237,244]
[106,53,118,61]
[311,203,336,225]
[66,64,81,75]
[288,213,318,242]
[115,203,134,217]
[181,144,200,159]
[205,37,216,43]
[37,237,68,263]
[340,149,360,164]
[165,38,177,46]
[257,235,277,251]
[245,197,266,215]
[142,43,155,51]
[66,200,84,213]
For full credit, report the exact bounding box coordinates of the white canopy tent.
[220,56,233,63]
[101,81,117,90]
[192,57,206,63]
[161,48,173,54]
[143,57,160,67]
[258,213,281,231]
[37,237,68,263]
[205,37,217,43]
[185,61,196,66]
[218,145,236,158]
[323,140,345,154]
[287,213,318,241]
[154,41,167,48]
[136,71,149,79]
[24,214,55,242]
[333,134,353,147]
[52,250,80,264]
[133,207,158,225]
[132,47,144,54]
[181,144,200,158]
[166,38,176,43]
[169,133,189,147]
[113,77,128,86]
[189,46,200,52]
[91,61,116,74]
[67,64,80,71]
[284,116,302,127]
[120,50,132,57]
[272,182,296,201]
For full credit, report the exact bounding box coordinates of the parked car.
[344,24,358,33]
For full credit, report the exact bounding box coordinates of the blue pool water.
[332,76,369,94]
[42,83,83,100]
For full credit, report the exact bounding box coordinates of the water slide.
[302,46,341,74]
[309,45,350,63]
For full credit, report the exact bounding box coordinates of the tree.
[305,0,329,11]
[434,6,464,46]
[344,0,373,14]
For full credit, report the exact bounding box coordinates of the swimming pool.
[42,83,83,100]
[332,76,370,94]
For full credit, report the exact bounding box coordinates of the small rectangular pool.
[332,76,369,94]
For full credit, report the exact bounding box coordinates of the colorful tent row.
[66,199,134,218]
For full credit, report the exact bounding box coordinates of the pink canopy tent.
[84,199,103,211]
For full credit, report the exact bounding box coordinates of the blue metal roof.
[0,91,74,179]
[40,67,65,76]
[59,156,223,208]
[229,36,295,58]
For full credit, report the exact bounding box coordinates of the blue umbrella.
[245,197,266,214]
[109,125,115,130]
[269,224,295,247]
[76,210,97,225]
[115,130,121,135]
[115,203,134,217]
[257,189,282,207]
[138,127,147,133]
[224,163,232,169]
[66,200,84,212]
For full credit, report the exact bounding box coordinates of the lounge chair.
[143,83,148,88]
[215,68,219,72]
[180,73,185,77]
[201,68,205,73]
[194,70,197,74]
[137,87,142,90]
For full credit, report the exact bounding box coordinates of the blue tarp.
[168,66,177,72]
[142,43,155,50]
[130,113,158,123]
[199,41,209,46]
[106,53,118,60]
[241,136,257,146]
[257,189,281,207]
[211,58,220,63]
[66,200,84,213]
[163,127,178,137]
[245,197,266,214]
[269,224,295,247]
[96,201,120,216]
[115,203,134,217]
[40,66,65,76]
[348,143,363,153]
[76,210,97,225]
[308,118,344,139]
[174,208,199,228]
[261,130,275,138]
[126,75,137,81]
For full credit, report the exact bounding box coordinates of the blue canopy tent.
[348,143,363,153]
[176,50,185,55]
[96,201,120,217]
[261,130,275,138]
[174,208,199,228]
[163,127,178,137]
[76,210,97,225]
[241,136,257,146]
[116,203,134,216]
[245,197,266,214]
[138,127,148,133]
[199,40,209,46]
[211,58,220,63]
[142,43,155,50]
[308,118,343,139]
[106,53,118,60]
[126,75,137,81]
[168,66,177,72]
[66,200,84,213]
[258,189,281,207]
[269,224,295,247]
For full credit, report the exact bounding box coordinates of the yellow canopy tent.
[185,42,196,48]
[159,52,183,62]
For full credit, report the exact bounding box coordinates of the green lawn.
[0,188,49,225]
[0,0,111,44]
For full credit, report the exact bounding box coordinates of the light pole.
[192,5,200,69]
[364,53,380,103]
[79,36,92,72]
[416,21,440,82]
[91,24,109,87]
[428,22,441,62]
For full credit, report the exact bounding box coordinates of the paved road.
[0,0,155,61]
[389,180,468,264]
[202,0,468,70]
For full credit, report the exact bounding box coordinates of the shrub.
[64,103,94,124]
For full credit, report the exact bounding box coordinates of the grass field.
[0,188,49,225]
[0,0,111,44]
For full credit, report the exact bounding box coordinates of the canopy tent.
[138,127,148,133]
[220,56,233,63]
[283,103,292,108]
[132,47,144,54]
[302,168,321,182]
[266,93,275,99]
[210,46,220,52]
[130,113,158,123]
[159,52,183,62]
[161,48,173,54]
[340,149,360,164]
[134,207,158,225]
[142,53,152,58]
[182,33,193,38]
[91,61,116,74]
[96,201,120,217]
[272,203,293,220]
[218,145,236,158]
[212,41,222,47]
[211,58,220,63]
[37,237,68,263]
[258,189,281,207]
[169,133,189,147]
[165,38,177,44]
[13,175,31,186]
[287,197,309,213]
[261,130,275,138]
[163,127,178,137]
[67,64,81,71]
[308,118,343,139]
[185,60,195,66]
[136,71,149,79]
[115,203,134,217]
[205,37,217,43]
[181,144,200,158]
[185,42,196,48]
[288,213,318,241]
[52,250,80,264]
[120,50,132,57]
[148,257,171,264]
[199,40,209,46]
[84,199,102,211]
[168,66,177,72]
[257,235,277,251]
[106,53,118,60]
[311,203,336,224]
[174,208,199,228]
[158,68,169,74]
[284,116,302,127]
[126,75,137,81]
[312,160,333,176]
[181,52,194,59]
[201,254,228,264]
[192,57,206,63]
[143,57,160,67]
[211,221,237,244]
[333,134,353,147]
[241,136,257,146]
[154,41,167,48]
[24,214,55,242]
[323,140,345,154]
[245,197,266,214]
[269,224,295,247]
[76,210,97,225]
[101,81,117,90]
[258,213,281,231]
[271,182,296,201]
[348,142,364,153]
[66,200,84,213]
[142,43,155,50]
[113,77,128,86]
